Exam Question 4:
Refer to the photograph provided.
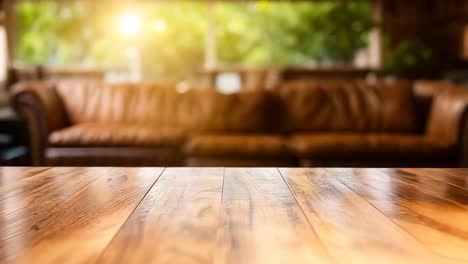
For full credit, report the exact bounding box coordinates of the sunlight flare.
[118,13,141,36]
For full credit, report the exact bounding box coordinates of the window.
[14,0,375,82]
[215,1,373,67]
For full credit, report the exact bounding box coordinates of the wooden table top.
[0,167,467,263]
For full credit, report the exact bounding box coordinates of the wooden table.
[0,167,467,263]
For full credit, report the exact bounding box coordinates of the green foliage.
[16,0,372,81]
[216,1,372,66]
[139,3,207,81]
[382,40,434,79]
[16,1,97,64]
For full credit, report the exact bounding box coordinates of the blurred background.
[3,0,468,88]
[13,1,375,84]
[2,0,468,167]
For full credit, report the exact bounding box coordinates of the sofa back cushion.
[181,89,280,133]
[55,80,183,127]
[54,79,419,134]
[55,80,278,133]
[278,80,419,133]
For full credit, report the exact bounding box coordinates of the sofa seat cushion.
[46,147,183,166]
[184,134,289,157]
[49,123,186,147]
[289,133,455,159]
[185,157,296,167]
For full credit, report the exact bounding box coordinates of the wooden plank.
[328,168,468,262]
[214,168,332,264]
[0,167,51,188]
[0,167,103,261]
[280,168,440,263]
[98,167,224,264]
[401,168,468,190]
[0,167,99,214]
[387,169,468,210]
[1,167,164,264]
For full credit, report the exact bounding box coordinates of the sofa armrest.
[426,85,468,154]
[458,110,468,167]
[10,81,67,165]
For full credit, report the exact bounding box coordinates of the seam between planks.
[210,167,227,264]
[276,168,337,264]
[93,167,167,263]
[218,167,226,219]
[328,168,466,263]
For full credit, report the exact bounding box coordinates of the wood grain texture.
[98,167,224,264]
[279,168,437,263]
[1,167,468,264]
[327,168,468,262]
[0,167,164,264]
[401,168,468,190]
[214,168,332,264]
[0,167,101,261]
[0,167,51,189]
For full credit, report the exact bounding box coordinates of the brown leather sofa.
[10,79,468,167]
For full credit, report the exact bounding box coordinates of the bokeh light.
[118,13,141,36]
[152,19,167,33]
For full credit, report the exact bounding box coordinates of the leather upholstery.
[412,81,454,132]
[459,110,468,167]
[55,80,185,127]
[289,133,455,159]
[182,89,280,133]
[49,123,185,147]
[426,85,468,147]
[184,134,289,157]
[299,158,455,168]
[278,80,419,133]
[56,81,280,133]
[10,81,68,165]
[10,79,468,167]
[413,80,451,98]
[46,147,183,166]
[185,157,296,167]
[411,81,449,133]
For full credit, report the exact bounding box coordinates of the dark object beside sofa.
[10,79,468,167]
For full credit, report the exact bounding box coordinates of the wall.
[382,0,468,75]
